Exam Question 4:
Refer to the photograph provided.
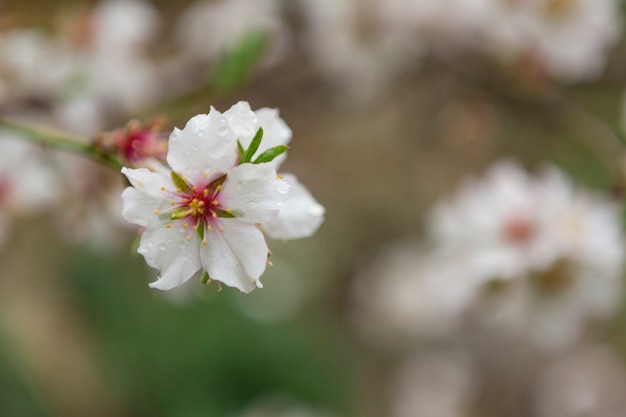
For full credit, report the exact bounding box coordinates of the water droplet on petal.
[158,244,166,252]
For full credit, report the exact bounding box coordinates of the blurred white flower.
[534,345,626,417]
[89,0,160,56]
[298,0,425,101]
[429,160,625,350]
[388,349,476,417]
[479,0,621,81]
[0,29,75,104]
[56,0,162,134]
[175,0,287,65]
[350,244,479,348]
[0,133,61,245]
[54,152,132,250]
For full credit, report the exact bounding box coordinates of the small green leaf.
[237,139,245,161]
[253,145,289,164]
[242,127,263,163]
[197,220,205,240]
[214,208,239,218]
[171,171,191,192]
[201,271,211,284]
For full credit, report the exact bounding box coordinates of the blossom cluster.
[299,0,621,99]
[121,102,324,293]
[350,160,626,416]
[352,160,624,350]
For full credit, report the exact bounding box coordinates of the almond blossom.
[428,160,625,350]
[121,102,324,292]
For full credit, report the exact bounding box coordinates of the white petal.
[166,108,238,183]
[220,163,289,224]
[121,187,163,227]
[121,167,174,227]
[202,218,268,293]
[264,173,325,240]
[122,167,173,196]
[138,224,201,290]
[223,101,260,144]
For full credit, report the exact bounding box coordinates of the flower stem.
[0,117,123,170]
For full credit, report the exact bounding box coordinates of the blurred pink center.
[503,216,535,246]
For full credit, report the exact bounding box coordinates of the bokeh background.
[3,0,626,416]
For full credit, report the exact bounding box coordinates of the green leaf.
[237,139,245,160]
[253,145,289,164]
[211,31,269,92]
[171,171,191,192]
[201,270,211,284]
[241,127,263,163]
[214,208,239,218]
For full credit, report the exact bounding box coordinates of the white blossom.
[428,160,625,350]
[478,0,621,81]
[122,102,323,292]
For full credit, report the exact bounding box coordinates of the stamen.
[225,208,232,214]
[160,186,165,191]
[154,210,160,215]
[267,260,273,266]
[165,224,171,229]
[219,227,225,232]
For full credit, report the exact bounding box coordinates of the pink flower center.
[503,216,535,246]
[162,174,231,244]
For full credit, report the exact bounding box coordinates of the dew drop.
[218,126,230,137]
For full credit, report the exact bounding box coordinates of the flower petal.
[223,101,260,144]
[201,218,268,293]
[166,107,238,182]
[121,167,174,227]
[264,173,325,240]
[122,167,173,196]
[138,224,202,290]
[219,163,289,223]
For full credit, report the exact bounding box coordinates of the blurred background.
[3,0,626,416]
